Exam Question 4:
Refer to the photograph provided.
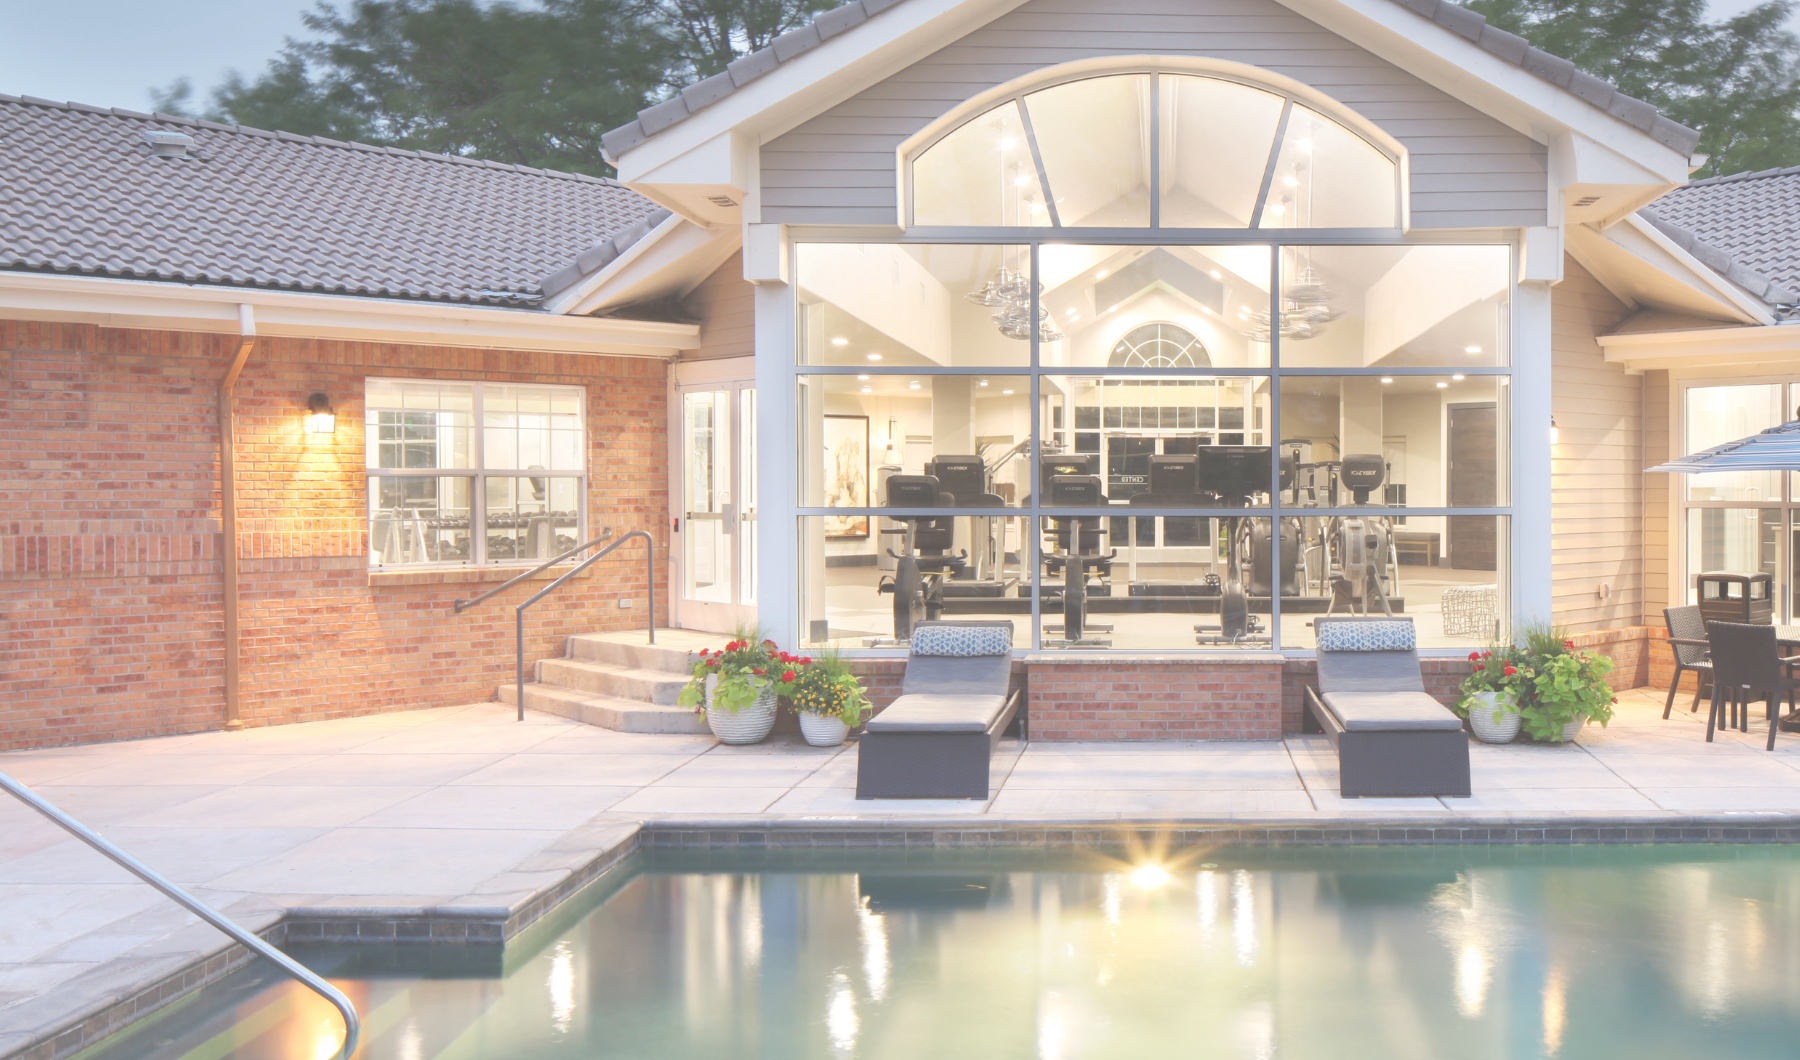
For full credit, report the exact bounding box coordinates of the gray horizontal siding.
[680,253,755,362]
[759,0,1547,231]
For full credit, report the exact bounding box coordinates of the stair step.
[536,658,690,705]
[498,683,709,735]
[565,632,706,674]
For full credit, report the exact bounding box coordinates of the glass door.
[676,380,756,631]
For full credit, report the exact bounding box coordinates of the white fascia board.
[612,0,1025,183]
[545,216,739,317]
[1281,0,1691,185]
[0,272,698,357]
[1605,216,1773,324]
[1598,321,1800,370]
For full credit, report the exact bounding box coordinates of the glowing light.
[908,380,922,390]
[1542,964,1567,1056]
[978,378,990,387]
[866,352,882,361]
[1102,875,1123,926]
[1266,203,1286,218]
[1295,137,1315,153]
[857,373,869,381]
[827,971,859,1054]
[548,940,576,1037]
[1129,863,1173,891]
[1209,269,1223,280]
[857,898,890,1001]
[830,336,849,347]
[1453,373,1466,381]
[1014,172,1033,188]
[1464,344,1483,354]
[1455,942,1491,1017]
[998,137,1017,151]
[1002,388,1016,396]
[860,385,873,394]
[1233,870,1259,967]
[1435,381,1449,389]
[1380,376,1394,384]
[1281,175,1299,188]
[1196,870,1219,933]
[1095,269,1110,279]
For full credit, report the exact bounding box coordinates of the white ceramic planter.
[796,712,849,747]
[704,681,777,745]
[1466,690,1521,744]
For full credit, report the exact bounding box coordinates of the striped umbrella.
[1647,420,1800,473]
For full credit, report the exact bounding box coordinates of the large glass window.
[1679,382,1795,618]
[366,380,585,567]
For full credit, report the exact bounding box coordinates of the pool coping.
[22,812,1800,1060]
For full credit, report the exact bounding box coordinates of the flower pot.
[796,712,849,747]
[705,682,777,745]
[1559,717,1584,743]
[1466,690,1520,744]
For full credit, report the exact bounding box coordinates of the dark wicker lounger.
[1304,617,1471,798]
[856,621,1023,799]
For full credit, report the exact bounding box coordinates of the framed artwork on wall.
[823,414,870,539]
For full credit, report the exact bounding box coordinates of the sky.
[0,1,1796,113]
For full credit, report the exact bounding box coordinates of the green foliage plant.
[678,626,802,714]
[1456,643,1530,725]
[784,650,871,726]
[1514,624,1618,741]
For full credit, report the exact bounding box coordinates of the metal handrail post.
[513,530,655,721]
[0,771,360,1060]
[452,526,613,614]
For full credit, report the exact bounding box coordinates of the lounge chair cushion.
[1317,619,1416,653]
[1321,691,1465,732]
[911,624,1012,657]
[865,693,1008,734]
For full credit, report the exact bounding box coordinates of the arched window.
[909,72,1400,230]
[1110,323,1209,368]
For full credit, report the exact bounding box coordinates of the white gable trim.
[544,217,741,317]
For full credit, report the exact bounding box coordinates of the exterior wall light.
[305,392,337,435]
[1549,416,1560,446]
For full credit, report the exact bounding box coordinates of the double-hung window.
[366,380,586,567]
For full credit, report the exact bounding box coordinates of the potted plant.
[785,651,871,747]
[1517,626,1616,743]
[677,628,801,745]
[1456,643,1527,743]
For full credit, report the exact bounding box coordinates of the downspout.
[219,305,256,730]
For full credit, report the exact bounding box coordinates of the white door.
[674,371,756,632]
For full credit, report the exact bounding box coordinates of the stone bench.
[856,622,1023,799]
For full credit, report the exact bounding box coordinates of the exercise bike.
[1042,473,1115,646]
[1324,454,1397,617]
[877,474,966,642]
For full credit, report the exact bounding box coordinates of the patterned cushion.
[910,623,1012,657]
[1317,619,1416,653]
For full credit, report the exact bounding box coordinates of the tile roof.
[1648,167,1800,307]
[601,0,1700,159]
[0,94,669,308]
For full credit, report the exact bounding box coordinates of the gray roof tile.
[0,95,665,307]
[602,0,1700,162]
[1649,168,1800,304]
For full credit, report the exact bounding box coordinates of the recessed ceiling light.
[830,336,849,347]
[1453,373,1466,381]
[1209,269,1222,280]
[1013,172,1032,188]
[866,353,882,362]
[1267,203,1286,217]
[1380,377,1394,384]
[1295,137,1314,154]
[908,380,921,390]
[857,374,869,381]
[1281,176,1299,188]
[859,385,872,394]
[1435,381,1449,389]
[1001,388,1016,396]
[1464,345,1482,355]
[978,379,990,387]
[1095,269,1110,279]
[998,137,1017,151]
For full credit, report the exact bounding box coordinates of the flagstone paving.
[3,685,1798,1054]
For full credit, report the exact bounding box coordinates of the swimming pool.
[77,843,1800,1058]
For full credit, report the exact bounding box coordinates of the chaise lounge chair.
[856,621,1023,799]
[1304,616,1471,798]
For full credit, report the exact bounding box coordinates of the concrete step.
[498,682,708,735]
[565,630,712,674]
[536,657,689,706]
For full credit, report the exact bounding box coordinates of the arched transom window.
[1110,322,1209,368]
[909,72,1400,230]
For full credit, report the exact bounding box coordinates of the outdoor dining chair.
[1703,621,1800,750]
[1661,605,1712,719]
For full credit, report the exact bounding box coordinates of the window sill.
[367,564,572,589]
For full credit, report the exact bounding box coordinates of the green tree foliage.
[152,0,839,174]
[1466,0,1800,177]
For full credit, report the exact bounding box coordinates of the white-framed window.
[1678,380,1792,617]
[365,379,586,567]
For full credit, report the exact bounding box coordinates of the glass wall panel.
[912,102,1051,228]
[796,244,1036,367]
[797,516,1027,650]
[1038,244,1272,369]
[1267,245,1510,366]
[1278,517,1509,651]
[1159,76,1285,229]
[1277,376,1508,508]
[1023,75,1152,227]
[485,475,582,560]
[483,383,584,472]
[1687,508,1779,590]
[796,374,1032,508]
[1257,104,1397,229]
[1684,384,1782,502]
[369,476,472,566]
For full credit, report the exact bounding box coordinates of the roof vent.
[143,130,196,159]
[704,193,739,208]
[1571,194,1602,208]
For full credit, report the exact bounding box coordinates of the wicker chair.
[1661,605,1712,719]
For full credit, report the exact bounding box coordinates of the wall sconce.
[1548,416,1560,446]
[304,392,337,435]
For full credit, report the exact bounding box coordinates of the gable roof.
[0,94,668,309]
[1648,167,1800,307]
[601,0,1700,160]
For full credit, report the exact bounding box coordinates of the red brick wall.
[1,320,669,749]
[1024,658,1286,740]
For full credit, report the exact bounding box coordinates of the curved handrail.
[511,529,655,720]
[0,771,359,1059]
[452,526,614,614]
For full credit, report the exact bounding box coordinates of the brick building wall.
[1,320,670,750]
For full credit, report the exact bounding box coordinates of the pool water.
[79,844,1800,1059]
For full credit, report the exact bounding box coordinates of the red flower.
[762,639,778,649]
[801,657,813,665]
[1472,662,1484,671]
[1468,651,1481,661]
[706,659,719,668]
[782,670,797,682]
[1503,665,1517,676]
[1564,639,1575,649]
[752,667,766,675]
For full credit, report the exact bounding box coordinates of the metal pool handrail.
[0,771,360,1059]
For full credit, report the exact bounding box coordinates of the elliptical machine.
[1042,472,1115,646]
[877,474,966,641]
[1325,454,1396,616]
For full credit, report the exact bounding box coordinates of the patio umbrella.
[1646,419,1800,473]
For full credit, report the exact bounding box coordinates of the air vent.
[704,193,738,208]
[1571,195,1602,208]
[143,130,196,159]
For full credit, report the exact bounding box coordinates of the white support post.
[1512,278,1555,631]
[754,279,799,648]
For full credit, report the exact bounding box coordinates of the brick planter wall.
[1,321,670,750]
[1023,654,1286,740]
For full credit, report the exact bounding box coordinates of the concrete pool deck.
[4,685,1800,1057]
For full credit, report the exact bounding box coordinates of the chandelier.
[1240,262,1340,342]
[966,264,1062,342]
